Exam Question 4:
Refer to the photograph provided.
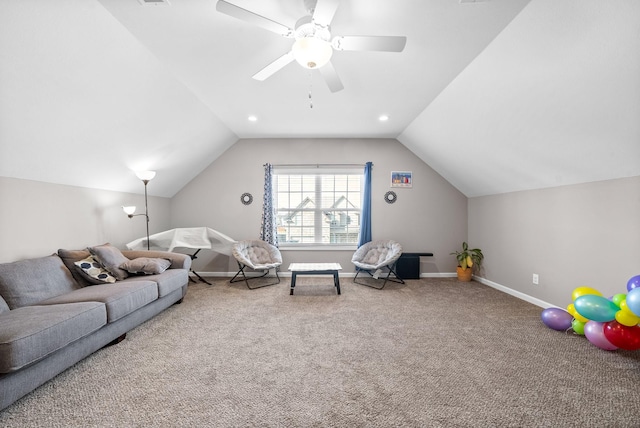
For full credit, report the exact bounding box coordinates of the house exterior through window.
[273,166,362,246]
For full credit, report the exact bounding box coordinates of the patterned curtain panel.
[357,162,373,247]
[260,163,279,247]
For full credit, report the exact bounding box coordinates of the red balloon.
[603,321,640,351]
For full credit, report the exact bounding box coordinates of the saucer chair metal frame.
[230,240,282,290]
[352,240,404,289]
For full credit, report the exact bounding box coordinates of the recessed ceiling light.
[378,115,389,122]
[138,0,170,6]
[248,115,258,122]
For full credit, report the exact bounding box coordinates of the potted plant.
[450,242,483,282]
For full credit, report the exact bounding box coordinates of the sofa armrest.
[121,250,192,271]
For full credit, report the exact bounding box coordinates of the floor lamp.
[122,170,156,250]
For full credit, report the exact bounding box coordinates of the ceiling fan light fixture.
[292,36,333,69]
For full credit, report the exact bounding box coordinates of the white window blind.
[272,165,363,246]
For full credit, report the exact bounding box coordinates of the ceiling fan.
[215,0,407,93]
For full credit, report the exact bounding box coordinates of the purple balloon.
[541,307,573,331]
[627,275,640,292]
[584,321,618,351]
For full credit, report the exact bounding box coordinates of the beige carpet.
[1,277,639,427]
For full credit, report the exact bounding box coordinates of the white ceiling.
[0,0,638,198]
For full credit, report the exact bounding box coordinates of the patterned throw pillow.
[74,256,116,284]
[58,248,92,285]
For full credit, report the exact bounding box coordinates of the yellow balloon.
[567,303,589,323]
[572,286,603,302]
[615,310,640,327]
[619,300,638,316]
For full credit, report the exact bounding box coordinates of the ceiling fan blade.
[333,36,407,52]
[312,0,340,27]
[252,51,296,81]
[216,0,294,37]
[319,61,344,93]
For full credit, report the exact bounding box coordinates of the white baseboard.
[191,271,358,278]
[195,272,455,279]
[197,272,457,279]
[420,272,458,278]
[472,276,554,309]
[190,272,232,278]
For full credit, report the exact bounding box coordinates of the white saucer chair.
[351,240,404,289]
[230,240,282,289]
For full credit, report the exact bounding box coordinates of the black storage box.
[396,253,433,279]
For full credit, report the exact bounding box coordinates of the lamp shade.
[122,206,136,215]
[135,170,156,182]
[292,37,333,69]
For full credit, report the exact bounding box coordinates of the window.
[273,166,363,246]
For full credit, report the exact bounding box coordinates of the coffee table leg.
[334,271,341,295]
[290,272,297,295]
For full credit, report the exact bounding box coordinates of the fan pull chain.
[308,71,313,109]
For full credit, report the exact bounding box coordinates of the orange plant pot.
[456,266,473,282]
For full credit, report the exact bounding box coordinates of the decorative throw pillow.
[74,256,116,284]
[88,243,129,281]
[58,248,92,285]
[120,257,172,275]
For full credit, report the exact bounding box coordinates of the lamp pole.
[124,171,156,251]
[143,179,150,250]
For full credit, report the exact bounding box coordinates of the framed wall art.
[391,171,412,188]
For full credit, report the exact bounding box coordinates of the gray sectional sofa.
[0,245,191,410]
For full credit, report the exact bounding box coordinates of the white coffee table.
[288,263,342,295]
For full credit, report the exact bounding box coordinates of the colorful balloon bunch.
[541,275,640,351]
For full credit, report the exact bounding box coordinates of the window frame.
[272,165,364,249]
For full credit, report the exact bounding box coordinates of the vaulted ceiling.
[1,0,638,198]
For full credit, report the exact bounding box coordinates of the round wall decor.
[240,193,253,205]
[384,191,397,204]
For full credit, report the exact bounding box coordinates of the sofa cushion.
[0,255,81,309]
[0,302,106,373]
[88,243,129,281]
[0,295,9,314]
[37,281,158,323]
[120,257,171,275]
[124,269,188,298]
[74,256,117,284]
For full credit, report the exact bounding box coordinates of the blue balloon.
[574,294,619,322]
[627,275,640,292]
[541,307,573,331]
[626,287,640,317]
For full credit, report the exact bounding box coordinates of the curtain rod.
[268,163,372,168]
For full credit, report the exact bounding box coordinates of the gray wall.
[0,177,171,263]
[171,138,468,275]
[468,176,640,307]
[2,143,636,311]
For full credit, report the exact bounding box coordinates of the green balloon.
[612,293,626,307]
[572,319,585,335]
